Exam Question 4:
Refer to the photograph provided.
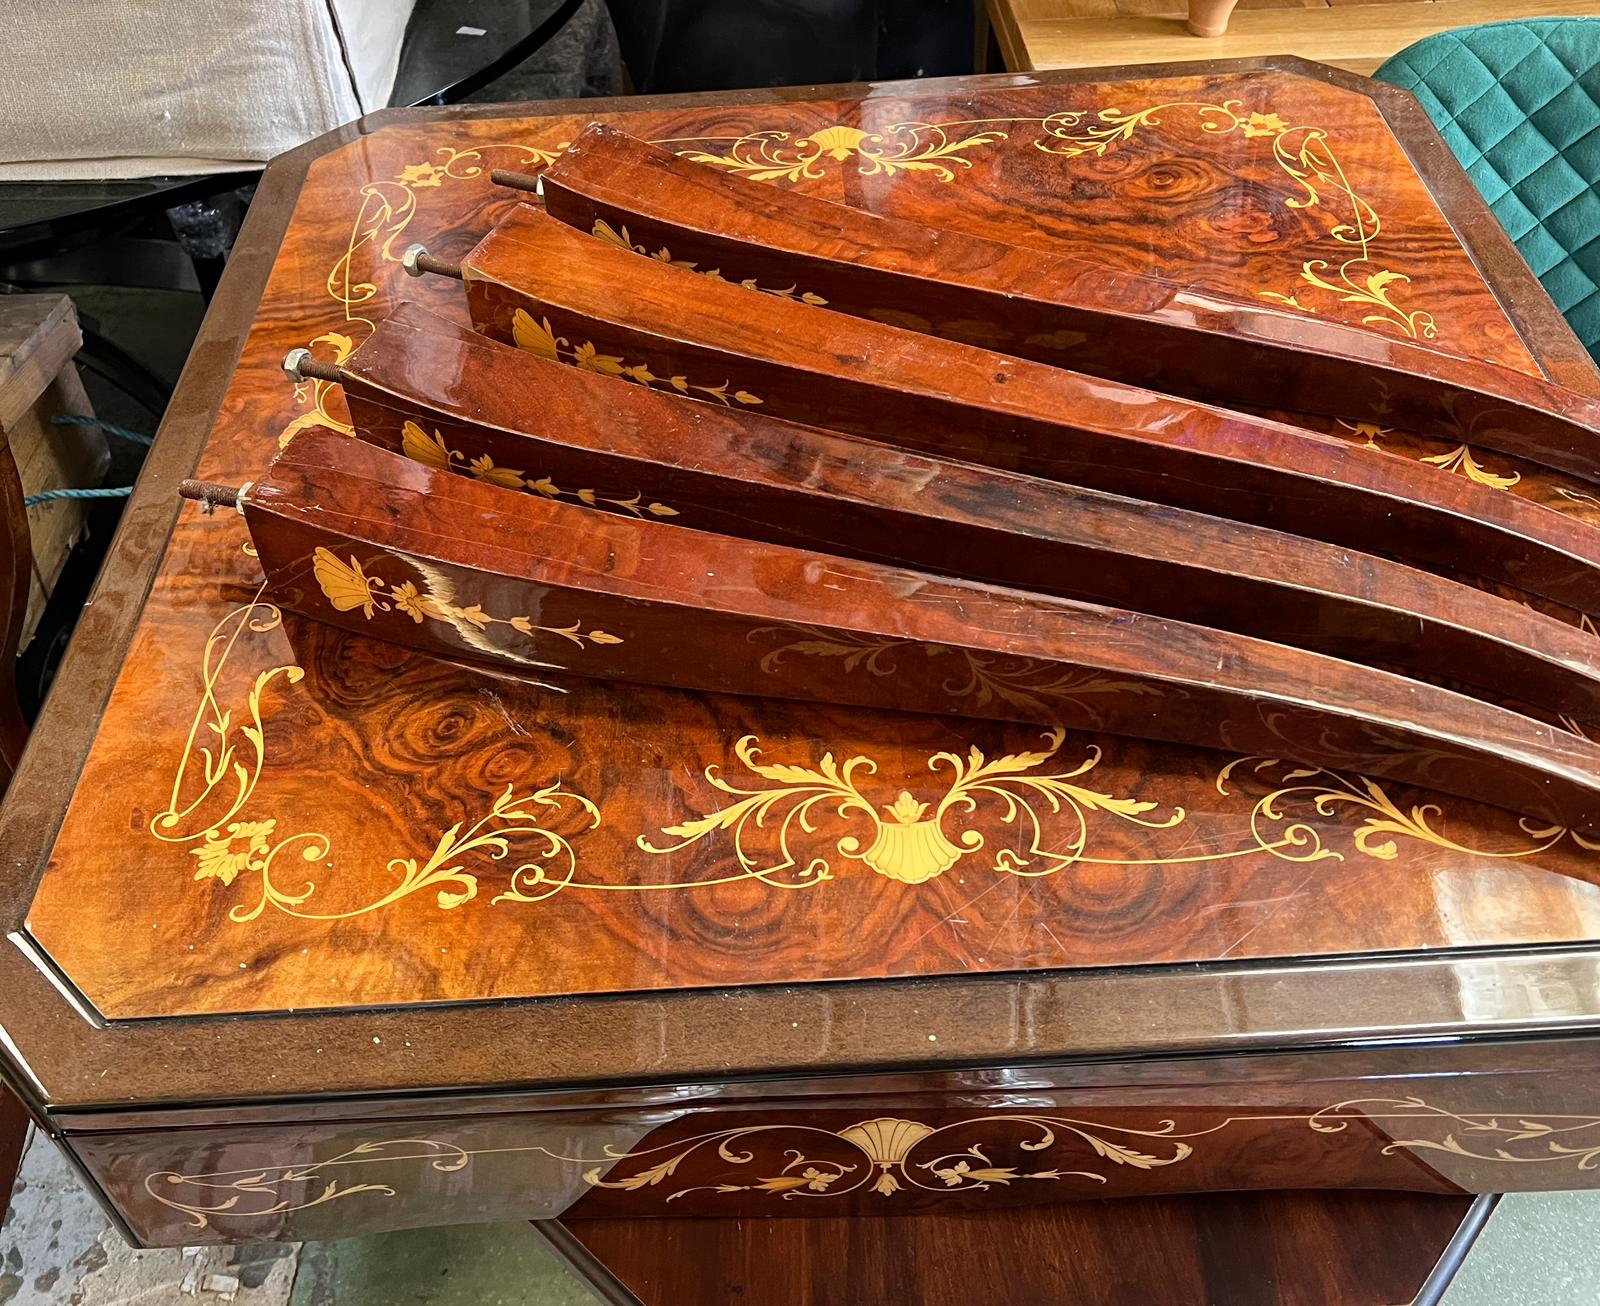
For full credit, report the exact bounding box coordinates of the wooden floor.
[989,0,1600,76]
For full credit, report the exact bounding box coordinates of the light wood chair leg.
[1187,0,1240,36]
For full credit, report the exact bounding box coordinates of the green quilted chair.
[1376,19,1600,360]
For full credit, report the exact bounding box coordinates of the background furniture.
[605,0,973,93]
[1377,18,1600,362]
[987,0,1600,75]
[0,1,417,180]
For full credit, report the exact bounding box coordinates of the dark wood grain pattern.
[555,1192,1479,1306]
[247,428,1600,834]
[456,205,1600,615]
[535,123,1600,486]
[340,302,1600,729]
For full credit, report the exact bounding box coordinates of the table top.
[7,57,1600,1115]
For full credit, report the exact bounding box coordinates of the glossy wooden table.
[3,57,1600,1254]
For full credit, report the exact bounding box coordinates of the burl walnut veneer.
[529,123,1600,488]
[327,302,1600,730]
[444,205,1600,615]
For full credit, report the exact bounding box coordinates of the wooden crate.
[0,295,109,649]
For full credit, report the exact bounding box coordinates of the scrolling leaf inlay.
[282,142,573,446]
[660,104,1436,340]
[510,308,763,407]
[590,218,828,304]
[143,1097,1600,1230]
[1219,757,1600,861]
[400,420,681,517]
[753,624,1166,722]
[636,727,1341,887]
[310,545,624,652]
[154,593,603,920]
[158,594,1600,922]
[667,122,1008,184]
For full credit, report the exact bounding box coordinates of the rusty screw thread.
[490,168,543,196]
[178,479,244,515]
[401,243,463,280]
[300,358,342,382]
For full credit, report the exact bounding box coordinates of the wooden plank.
[0,295,78,434]
[532,126,1600,486]
[0,296,108,647]
[11,369,105,646]
[1002,0,1600,74]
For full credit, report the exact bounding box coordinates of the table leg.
[1187,0,1241,36]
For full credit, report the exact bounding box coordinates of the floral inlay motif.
[144,1097,1600,1231]
[154,594,603,921]
[637,726,1309,888]
[399,420,680,518]
[310,546,623,651]
[510,308,762,407]
[754,624,1164,721]
[1335,419,1522,491]
[1220,757,1600,862]
[590,219,827,304]
[667,121,1007,184]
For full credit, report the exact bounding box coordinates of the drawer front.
[71,1060,1600,1246]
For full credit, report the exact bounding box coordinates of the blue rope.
[30,417,147,507]
[48,415,153,446]
[24,487,133,507]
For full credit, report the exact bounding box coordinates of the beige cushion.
[0,0,417,180]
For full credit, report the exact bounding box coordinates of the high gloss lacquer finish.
[248,429,1600,834]
[457,205,1600,614]
[339,301,1600,728]
[14,64,1600,1252]
[538,123,1600,486]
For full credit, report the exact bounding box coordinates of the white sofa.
[0,0,418,180]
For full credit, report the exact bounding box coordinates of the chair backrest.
[1376,19,1600,361]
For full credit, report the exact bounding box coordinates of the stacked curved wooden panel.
[211,124,1600,835]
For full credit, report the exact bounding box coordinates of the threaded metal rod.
[178,479,242,514]
[402,243,463,280]
[283,349,343,383]
[490,168,542,195]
